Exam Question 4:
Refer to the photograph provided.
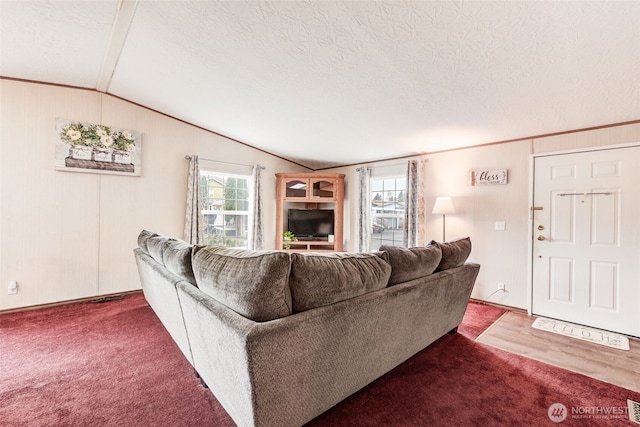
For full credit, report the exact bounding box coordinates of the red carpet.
[0,294,233,427]
[1,294,638,426]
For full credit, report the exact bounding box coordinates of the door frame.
[527,141,640,316]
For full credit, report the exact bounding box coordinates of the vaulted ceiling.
[2,1,639,169]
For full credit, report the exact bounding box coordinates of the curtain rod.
[357,161,407,171]
[185,155,265,169]
[356,159,428,172]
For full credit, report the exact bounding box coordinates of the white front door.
[532,146,640,337]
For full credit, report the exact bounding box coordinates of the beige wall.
[328,122,640,310]
[2,79,639,311]
[0,80,306,310]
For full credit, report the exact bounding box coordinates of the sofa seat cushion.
[191,247,292,322]
[428,237,472,271]
[379,245,442,285]
[289,252,391,312]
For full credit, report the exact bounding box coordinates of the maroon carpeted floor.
[1,294,638,426]
[0,294,233,427]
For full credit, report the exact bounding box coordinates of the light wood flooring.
[476,311,640,393]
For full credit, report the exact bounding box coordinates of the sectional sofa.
[134,230,479,427]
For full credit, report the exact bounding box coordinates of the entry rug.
[532,317,629,350]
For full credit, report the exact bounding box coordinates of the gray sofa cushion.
[147,235,170,265]
[163,239,196,284]
[428,237,472,271]
[191,246,292,322]
[289,252,392,312]
[137,229,158,255]
[379,245,442,285]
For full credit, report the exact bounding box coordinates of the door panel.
[549,257,573,302]
[591,188,618,245]
[590,261,617,310]
[532,146,640,337]
[550,189,574,243]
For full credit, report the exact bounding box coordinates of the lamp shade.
[432,197,455,215]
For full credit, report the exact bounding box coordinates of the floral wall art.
[55,118,142,176]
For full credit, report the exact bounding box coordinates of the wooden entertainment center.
[275,172,345,251]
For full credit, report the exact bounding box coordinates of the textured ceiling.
[2,1,639,169]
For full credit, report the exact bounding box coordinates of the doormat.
[532,317,629,350]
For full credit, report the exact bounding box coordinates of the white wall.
[327,122,640,310]
[0,80,307,310]
[2,79,638,312]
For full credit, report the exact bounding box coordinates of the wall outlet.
[498,283,506,291]
[8,280,18,295]
[495,221,506,231]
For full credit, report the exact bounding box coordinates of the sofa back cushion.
[427,237,472,271]
[289,252,391,312]
[379,245,442,285]
[137,229,158,255]
[191,246,292,322]
[163,239,196,284]
[146,235,170,265]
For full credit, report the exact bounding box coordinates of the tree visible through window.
[200,171,250,248]
[370,176,405,249]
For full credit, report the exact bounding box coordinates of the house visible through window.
[200,171,250,249]
[371,176,405,249]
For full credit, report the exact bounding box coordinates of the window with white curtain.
[370,175,406,249]
[200,170,251,249]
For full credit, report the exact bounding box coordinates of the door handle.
[537,235,546,241]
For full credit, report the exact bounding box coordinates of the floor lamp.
[432,197,455,242]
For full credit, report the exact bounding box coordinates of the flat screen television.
[288,209,334,239]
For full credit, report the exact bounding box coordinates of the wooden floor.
[476,311,640,393]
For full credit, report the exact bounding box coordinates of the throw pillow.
[191,246,292,322]
[289,252,391,312]
[427,237,472,271]
[379,245,442,285]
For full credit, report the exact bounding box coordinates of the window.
[200,171,251,249]
[370,176,405,249]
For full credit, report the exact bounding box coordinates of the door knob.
[537,235,545,241]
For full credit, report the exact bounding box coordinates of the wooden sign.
[470,169,508,186]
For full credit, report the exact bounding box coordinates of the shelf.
[286,241,337,252]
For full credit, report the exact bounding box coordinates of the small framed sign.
[469,169,508,186]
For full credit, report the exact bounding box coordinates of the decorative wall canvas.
[55,118,142,176]
[469,169,508,186]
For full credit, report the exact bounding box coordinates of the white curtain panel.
[403,159,425,247]
[183,155,204,244]
[250,165,265,250]
[357,166,372,252]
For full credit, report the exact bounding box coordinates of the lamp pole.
[432,197,455,242]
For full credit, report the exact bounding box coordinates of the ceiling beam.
[96,0,139,93]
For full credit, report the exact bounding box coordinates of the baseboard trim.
[0,290,143,315]
[469,298,528,316]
